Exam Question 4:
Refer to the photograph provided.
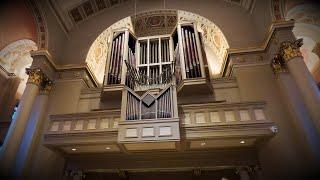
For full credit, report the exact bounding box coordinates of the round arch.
[85,10,229,85]
[0,39,38,98]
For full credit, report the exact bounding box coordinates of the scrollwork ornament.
[26,68,44,86]
[279,38,303,62]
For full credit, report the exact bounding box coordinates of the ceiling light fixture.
[200,142,206,146]
[105,147,111,150]
[71,148,77,151]
[240,140,245,144]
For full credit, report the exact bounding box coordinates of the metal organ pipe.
[184,29,194,78]
[118,34,125,83]
[108,37,116,84]
[181,28,189,78]
[188,31,198,77]
[166,39,170,62]
[113,36,119,84]
[191,32,201,77]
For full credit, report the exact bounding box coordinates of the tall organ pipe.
[191,32,201,77]
[181,28,190,78]
[188,31,198,77]
[184,29,193,77]
[108,38,116,84]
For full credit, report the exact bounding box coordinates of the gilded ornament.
[278,38,303,62]
[271,54,288,74]
[26,68,44,86]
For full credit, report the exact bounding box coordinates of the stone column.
[13,80,53,178]
[271,53,320,162]
[277,39,320,133]
[0,68,44,176]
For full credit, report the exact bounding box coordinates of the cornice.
[222,20,295,76]
[30,50,99,87]
[227,20,295,55]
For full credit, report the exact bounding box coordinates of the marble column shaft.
[0,68,44,175]
[276,71,320,162]
[278,39,320,133]
[287,57,320,131]
[13,82,52,178]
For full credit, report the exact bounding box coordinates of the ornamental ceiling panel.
[132,10,177,37]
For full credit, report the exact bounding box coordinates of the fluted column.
[277,39,320,133]
[13,80,53,178]
[0,68,44,175]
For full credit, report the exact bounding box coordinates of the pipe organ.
[105,24,205,123]
[178,25,202,79]
[124,86,174,121]
[107,24,206,145]
[107,32,125,85]
[105,22,205,89]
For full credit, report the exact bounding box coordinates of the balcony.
[179,101,277,150]
[43,100,276,154]
[44,110,121,154]
[117,85,180,151]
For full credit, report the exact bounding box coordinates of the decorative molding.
[132,10,177,37]
[68,0,130,25]
[26,0,48,49]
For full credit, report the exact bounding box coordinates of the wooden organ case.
[102,23,210,150]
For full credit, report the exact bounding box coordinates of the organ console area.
[102,22,209,145]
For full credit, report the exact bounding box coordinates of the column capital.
[271,54,288,75]
[40,79,53,95]
[278,38,303,62]
[26,68,45,86]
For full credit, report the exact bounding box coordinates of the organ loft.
[0,0,320,179]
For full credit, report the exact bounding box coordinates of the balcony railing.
[180,101,277,139]
[44,110,120,146]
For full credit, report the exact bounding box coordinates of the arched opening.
[284,1,320,86]
[85,10,229,86]
[0,39,37,144]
